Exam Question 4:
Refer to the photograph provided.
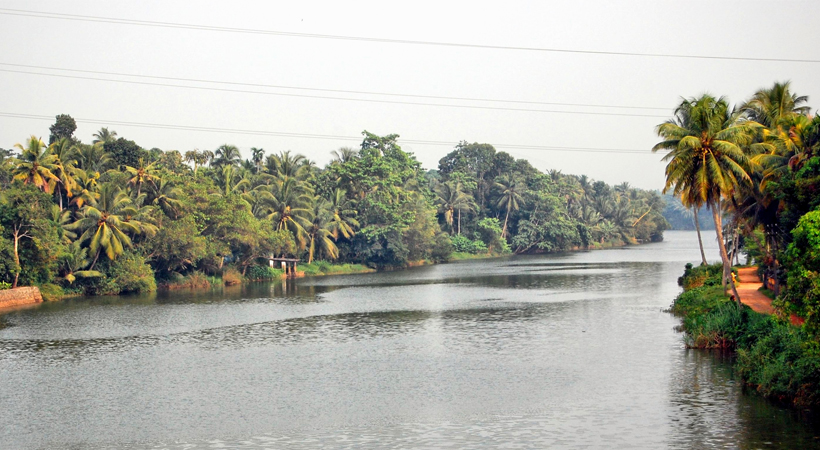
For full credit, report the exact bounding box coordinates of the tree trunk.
[693,207,707,266]
[458,209,461,235]
[502,205,510,239]
[89,247,102,271]
[709,199,741,305]
[12,230,20,289]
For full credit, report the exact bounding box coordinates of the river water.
[1,231,818,449]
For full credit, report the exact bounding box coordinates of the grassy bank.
[672,263,820,408]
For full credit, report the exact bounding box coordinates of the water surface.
[1,231,818,449]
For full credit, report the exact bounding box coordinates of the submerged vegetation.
[659,81,820,407]
[0,121,666,297]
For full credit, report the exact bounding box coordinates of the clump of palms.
[653,94,763,304]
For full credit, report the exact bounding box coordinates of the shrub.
[222,268,242,286]
[451,234,488,254]
[96,252,157,295]
[38,283,64,302]
[246,265,284,281]
[0,281,10,290]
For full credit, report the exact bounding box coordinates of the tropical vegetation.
[0,118,667,296]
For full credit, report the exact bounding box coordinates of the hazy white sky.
[1,0,818,189]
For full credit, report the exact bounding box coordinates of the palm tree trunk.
[458,209,461,235]
[709,199,741,305]
[89,247,102,271]
[502,204,511,239]
[693,207,707,266]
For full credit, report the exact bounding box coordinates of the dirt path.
[735,267,774,314]
[735,267,804,326]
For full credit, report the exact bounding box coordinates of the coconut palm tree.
[267,177,313,249]
[124,157,160,196]
[68,184,148,269]
[70,168,101,209]
[494,174,524,239]
[92,127,118,145]
[147,178,183,220]
[48,137,79,210]
[653,94,762,303]
[251,147,265,173]
[12,135,60,193]
[76,143,113,173]
[435,181,475,234]
[59,241,103,284]
[305,197,339,263]
[331,147,358,164]
[213,144,241,168]
[326,188,358,240]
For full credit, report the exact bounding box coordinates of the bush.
[246,265,284,281]
[451,234,488,254]
[95,252,157,295]
[0,281,10,290]
[737,321,820,407]
[677,262,723,289]
[38,283,64,302]
[222,268,243,286]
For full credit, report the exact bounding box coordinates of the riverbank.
[671,263,820,408]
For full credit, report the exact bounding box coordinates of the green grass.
[448,252,495,261]
[299,261,375,276]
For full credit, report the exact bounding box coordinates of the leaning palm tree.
[653,94,762,304]
[12,135,60,193]
[68,184,147,269]
[494,174,524,239]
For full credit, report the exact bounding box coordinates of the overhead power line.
[1,8,817,64]
[0,62,669,112]
[0,68,669,118]
[0,112,653,155]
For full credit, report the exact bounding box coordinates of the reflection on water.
[1,231,819,449]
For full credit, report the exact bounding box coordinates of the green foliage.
[48,114,77,145]
[105,137,146,169]
[476,218,509,254]
[95,251,157,295]
[246,265,284,280]
[779,210,820,330]
[0,281,10,290]
[676,262,724,289]
[450,234,488,254]
[736,323,820,407]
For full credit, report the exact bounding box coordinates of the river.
[1,231,818,449]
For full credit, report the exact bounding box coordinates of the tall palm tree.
[76,143,113,173]
[251,147,265,173]
[12,136,60,193]
[494,174,524,239]
[435,181,475,234]
[331,147,358,164]
[124,157,160,196]
[48,137,79,210]
[305,197,339,263]
[213,144,241,168]
[653,94,761,303]
[92,127,118,145]
[326,188,358,240]
[267,177,313,249]
[68,184,147,269]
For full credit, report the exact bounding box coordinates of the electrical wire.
[1,8,817,63]
[0,112,653,154]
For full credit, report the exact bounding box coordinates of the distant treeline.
[662,194,715,231]
[0,116,667,296]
